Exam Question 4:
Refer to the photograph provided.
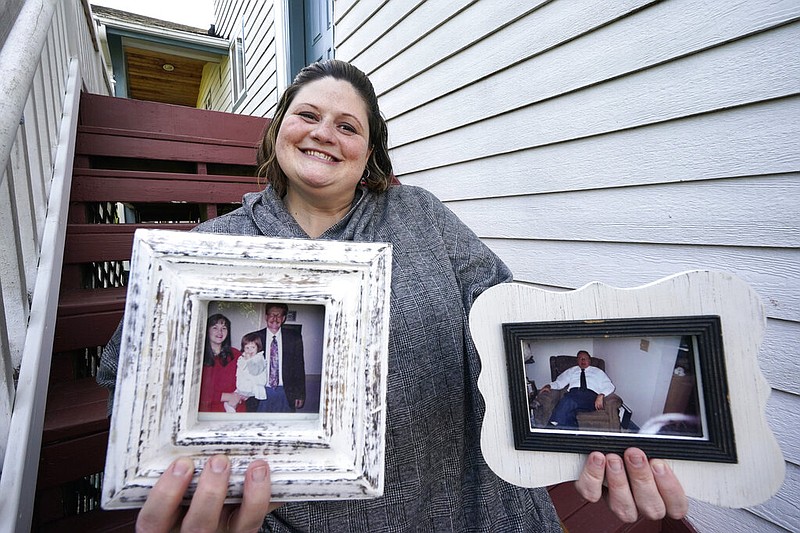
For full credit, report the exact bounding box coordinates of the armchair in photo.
[532,355,623,431]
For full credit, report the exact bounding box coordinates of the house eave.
[95,15,229,56]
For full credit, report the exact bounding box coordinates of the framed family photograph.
[102,229,392,509]
[469,271,785,508]
[503,316,736,463]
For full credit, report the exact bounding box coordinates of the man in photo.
[247,303,306,412]
[539,350,615,428]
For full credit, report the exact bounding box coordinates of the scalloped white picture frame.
[470,270,784,508]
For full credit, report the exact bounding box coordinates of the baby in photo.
[235,332,268,412]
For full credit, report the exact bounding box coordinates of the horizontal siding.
[365,0,546,95]
[392,94,799,180]
[379,0,651,119]
[759,320,800,396]
[334,0,400,55]
[766,390,799,466]
[389,22,799,154]
[445,175,799,248]
[396,99,798,199]
[750,463,800,530]
[683,459,800,532]
[488,239,799,321]
[686,500,792,533]
[380,0,797,122]
[336,0,471,70]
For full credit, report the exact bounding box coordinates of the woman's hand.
[136,455,273,533]
[575,448,687,523]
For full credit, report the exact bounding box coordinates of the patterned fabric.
[97,184,561,532]
[268,335,279,388]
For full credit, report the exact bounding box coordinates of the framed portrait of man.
[469,271,784,509]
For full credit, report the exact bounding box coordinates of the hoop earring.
[360,168,370,186]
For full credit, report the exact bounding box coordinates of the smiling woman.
[276,79,372,237]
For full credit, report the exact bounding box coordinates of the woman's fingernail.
[172,457,194,477]
[608,456,623,473]
[210,455,229,474]
[652,460,666,475]
[592,453,604,467]
[629,453,644,467]
[252,465,268,482]
[172,458,191,476]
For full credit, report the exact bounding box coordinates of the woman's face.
[208,320,228,346]
[276,77,371,201]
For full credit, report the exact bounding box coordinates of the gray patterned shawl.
[98,184,560,532]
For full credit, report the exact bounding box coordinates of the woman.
[101,60,686,532]
[199,313,245,413]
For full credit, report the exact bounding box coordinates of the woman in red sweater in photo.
[198,313,245,413]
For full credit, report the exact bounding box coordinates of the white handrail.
[0,0,58,191]
[0,0,110,530]
[0,56,81,533]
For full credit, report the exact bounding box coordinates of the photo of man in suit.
[539,350,615,428]
[246,303,306,412]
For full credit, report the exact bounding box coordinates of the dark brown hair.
[204,314,235,367]
[256,60,393,196]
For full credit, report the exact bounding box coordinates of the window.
[230,22,246,109]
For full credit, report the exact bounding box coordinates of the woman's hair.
[204,313,235,367]
[256,59,393,196]
[241,332,263,352]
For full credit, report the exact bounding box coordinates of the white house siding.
[334,0,799,532]
[208,0,280,117]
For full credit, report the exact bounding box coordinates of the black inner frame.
[502,315,737,463]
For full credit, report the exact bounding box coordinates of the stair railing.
[0,0,110,531]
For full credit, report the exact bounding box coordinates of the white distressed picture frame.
[102,229,392,509]
[470,270,785,508]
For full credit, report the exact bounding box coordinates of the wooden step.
[71,168,260,203]
[78,93,268,143]
[39,378,111,490]
[42,378,110,443]
[37,508,138,533]
[34,484,138,531]
[54,288,126,352]
[75,129,262,165]
[63,223,195,264]
[38,431,109,490]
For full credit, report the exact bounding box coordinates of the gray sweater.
[98,184,560,532]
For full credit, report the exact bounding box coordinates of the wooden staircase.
[33,93,268,531]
